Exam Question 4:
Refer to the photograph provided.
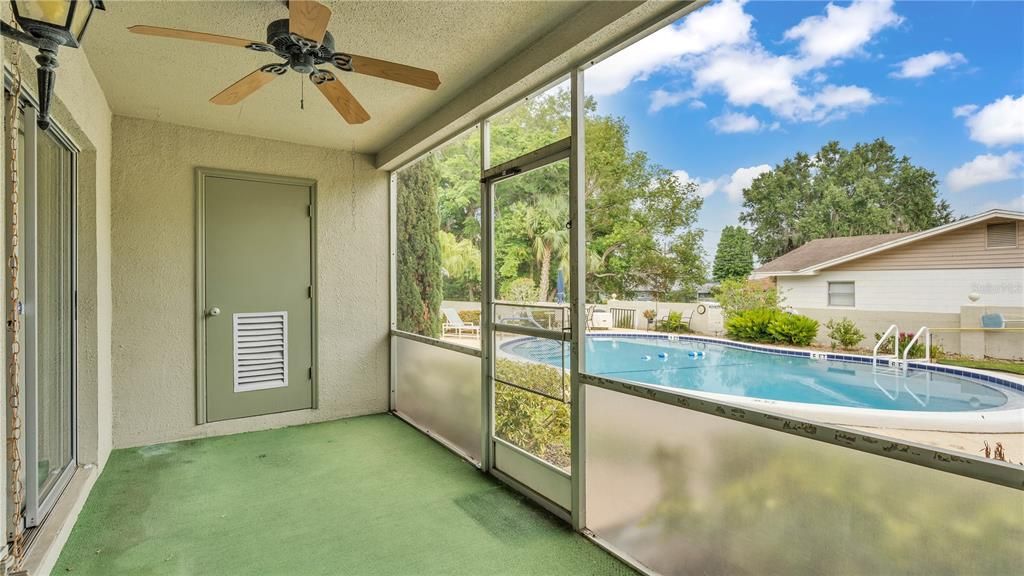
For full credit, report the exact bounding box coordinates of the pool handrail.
[873,324,900,368]
[902,326,931,374]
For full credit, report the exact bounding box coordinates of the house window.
[828,281,855,306]
[986,222,1017,248]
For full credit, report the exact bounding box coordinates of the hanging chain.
[5,33,26,572]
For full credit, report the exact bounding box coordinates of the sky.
[583,0,1024,263]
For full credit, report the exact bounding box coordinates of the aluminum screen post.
[388,172,398,411]
[569,68,587,531]
[479,119,494,472]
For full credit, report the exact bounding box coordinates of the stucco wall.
[3,29,114,565]
[778,269,1024,314]
[110,116,389,448]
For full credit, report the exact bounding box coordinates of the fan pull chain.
[300,76,305,111]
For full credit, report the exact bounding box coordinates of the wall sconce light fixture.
[2,0,105,130]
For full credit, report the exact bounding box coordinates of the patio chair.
[442,308,480,336]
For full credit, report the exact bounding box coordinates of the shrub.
[457,309,481,325]
[493,359,570,468]
[727,308,819,346]
[725,308,780,342]
[826,317,864,350]
[716,277,784,319]
[660,311,691,333]
[500,278,538,303]
[768,314,819,346]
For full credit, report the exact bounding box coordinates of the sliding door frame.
[4,74,80,529]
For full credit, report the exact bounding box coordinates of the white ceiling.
[84,1,584,153]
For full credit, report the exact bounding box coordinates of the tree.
[712,226,754,281]
[715,277,783,319]
[396,157,443,338]
[398,88,707,313]
[584,103,706,300]
[438,230,480,301]
[741,138,954,262]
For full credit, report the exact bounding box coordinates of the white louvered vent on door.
[233,312,289,393]
[987,222,1018,248]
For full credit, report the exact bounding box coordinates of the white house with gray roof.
[751,210,1023,357]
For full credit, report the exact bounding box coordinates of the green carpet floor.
[54,414,634,575]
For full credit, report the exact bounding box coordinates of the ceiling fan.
[128,0,440,124]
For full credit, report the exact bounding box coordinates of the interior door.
[200,171,314,422]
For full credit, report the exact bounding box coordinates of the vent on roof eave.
[986,222,1018,248]
[233,311,288,393]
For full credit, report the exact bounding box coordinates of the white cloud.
[688,99,707,110]
[946,151,1023,192]
[586,0,752,96]
[890,51,966,79]
[649,89,692,113]
[637,0,891,126]
[674,164,772,202]
[673,170,719,198]
[693,47,805,115]
[783,0,903,66]
[813,84,877,117]
[722,165,772,202]
[710,111,762,133]
[692,46,878,122]
[953,104,978,118]
[960,95,1024,147]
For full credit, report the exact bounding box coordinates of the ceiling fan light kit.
[128,0,440,124]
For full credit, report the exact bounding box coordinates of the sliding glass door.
[5,88,77,528]
[26,127,75,522]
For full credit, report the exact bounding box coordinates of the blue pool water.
[502,336,1011,412]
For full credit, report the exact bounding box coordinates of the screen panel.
[585,384,1024,576]
[395,336,482,464]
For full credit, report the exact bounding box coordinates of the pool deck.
[849,427,1024,465]
[54,414,633,576]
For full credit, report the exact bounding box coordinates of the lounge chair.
[442,308,480,336]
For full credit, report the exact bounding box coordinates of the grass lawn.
[938,358,1024,376]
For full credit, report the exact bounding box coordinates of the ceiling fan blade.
[211,65,287,105]
[128,25,265,50]
[289,0,332,45]
[310,70,370,124]
[339,53,440,90]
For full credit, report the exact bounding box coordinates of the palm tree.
[525,196,569,301]
[438,230,480,299]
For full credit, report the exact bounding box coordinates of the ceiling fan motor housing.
[264,18,336,74]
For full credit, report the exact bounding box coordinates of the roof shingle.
[755,232,914,274]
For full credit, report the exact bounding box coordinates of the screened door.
[485,144,573,510]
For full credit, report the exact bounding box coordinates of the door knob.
[208,307,221,317]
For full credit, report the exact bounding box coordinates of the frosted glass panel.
[585,385,1024,576]
[395,336,481,464]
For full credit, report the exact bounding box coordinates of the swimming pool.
[500,334,1024,432]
